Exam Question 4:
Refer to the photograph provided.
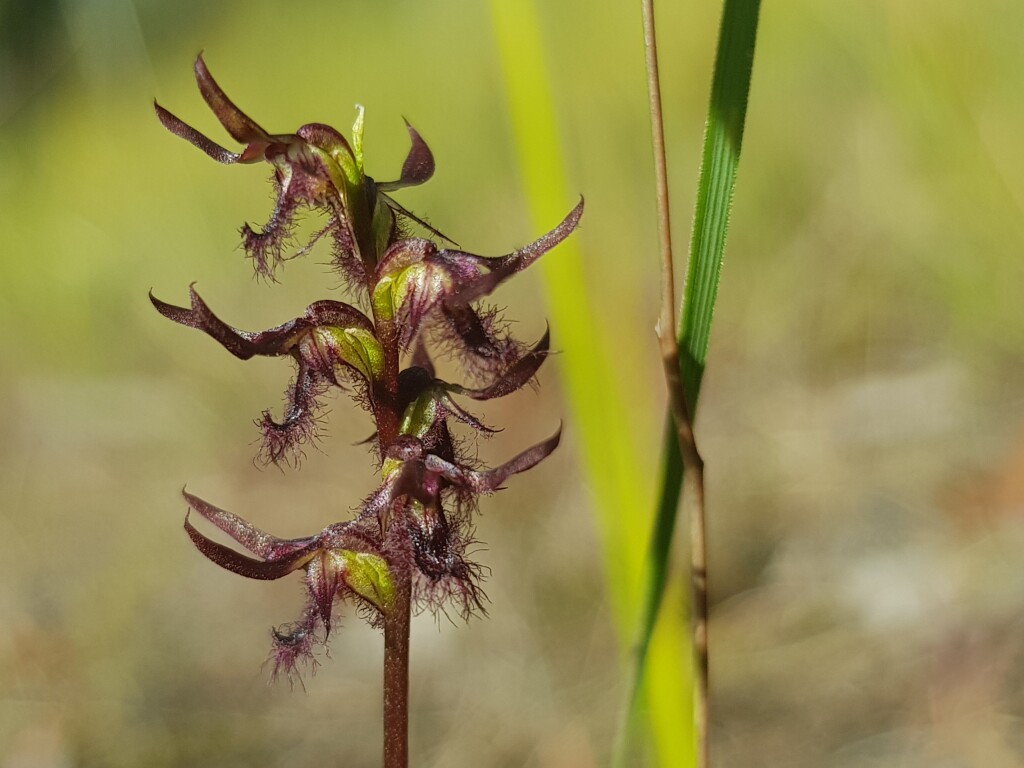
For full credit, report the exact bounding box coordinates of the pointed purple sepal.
[423,425,561,493]
[183,489,316,559]
[194,54,269,145]
[184,514,315,580]
[377,120,435,191]
[150,286,373,361]
[449,326,550,400]
[154,101,241,165]
[447,199,584,306]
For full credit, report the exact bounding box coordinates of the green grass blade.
[620,0,762,763]
[490,1,693,765]
[613,419,685,767]
[681,0,761,400]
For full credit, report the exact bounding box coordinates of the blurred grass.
[2,0,1024,766]
[489,0,691,765]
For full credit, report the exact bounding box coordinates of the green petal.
[333,550,395,611]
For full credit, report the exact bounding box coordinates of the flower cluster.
[153,56,581,676]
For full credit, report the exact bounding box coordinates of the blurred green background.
[2,0,1024,765]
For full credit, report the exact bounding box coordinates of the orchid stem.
[382,567,412,768]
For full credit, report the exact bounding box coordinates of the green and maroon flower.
[154,55,581,678]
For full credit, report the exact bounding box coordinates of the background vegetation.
[2,0,1023,765]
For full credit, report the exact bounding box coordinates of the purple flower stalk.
[153,56,581,766]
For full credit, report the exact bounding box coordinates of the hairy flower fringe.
[268,610,321,686]
[433,303,526,384]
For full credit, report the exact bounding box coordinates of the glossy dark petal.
[194,54,269,144]
[377,120,434,190]
[411,338,435,378]
[184,514,315,580]
[449,326,550,400]
[398,121,435,186]
[422,425,561,493]
[296,123,353,158]
[154,102,241,164]
[183,490,317,560]
[397,366,434,412]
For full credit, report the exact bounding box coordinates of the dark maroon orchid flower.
[155,55,449,282]
[183,422,559,671]
[374,201,582,376]
[154,56,581,680]
[150,285,381,464]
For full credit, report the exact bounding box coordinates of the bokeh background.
[2,0,1023,766]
